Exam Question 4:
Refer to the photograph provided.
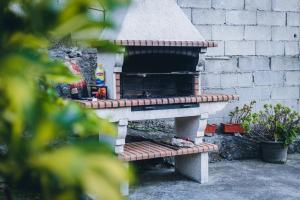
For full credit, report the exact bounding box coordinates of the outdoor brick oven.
[79,0,238,195]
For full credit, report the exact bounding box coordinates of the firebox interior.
[121,46,201,99]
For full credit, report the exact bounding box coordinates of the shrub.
[242,104,300,146]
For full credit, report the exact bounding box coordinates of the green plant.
[242,104,300,146]
[0,0,131,200]
[229,101,256,125]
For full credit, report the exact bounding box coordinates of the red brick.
[174,97,180,104]
[84,102,92,108]
[156,98,163,105]
[131,100,138,106]
[99,101,106,109]
[144,99,151,105]
[196,96,202,102]
[115,73,120,80]
[92,101,99,109]
[179,97,186,103]
[138,99,145,106]
[191,97,197,103]
[150,99,157,105]
[105,101,112,108]
[185,97,191,103]
[125,100,132,107]
[112,101,118,108]
[118,100,125,107]
[162,98,168,104]
[116,86,121,93]
[169,98,175,104]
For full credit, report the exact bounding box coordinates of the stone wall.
[177,0,300,123]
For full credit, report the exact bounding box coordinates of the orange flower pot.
[204,124,217,136]
[221,123,245,134]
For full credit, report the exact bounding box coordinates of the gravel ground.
[129,154,300,200]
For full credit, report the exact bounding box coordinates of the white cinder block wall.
[177,0,300,123]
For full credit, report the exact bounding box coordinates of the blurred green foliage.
[0,0,131,199]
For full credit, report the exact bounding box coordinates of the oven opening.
[120,47,200,99]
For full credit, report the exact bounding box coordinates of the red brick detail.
[156,98,163,105]
[99,101,106,109]
[118,100,125,107]
[144,99,151,105]
[112,101,118,108]
[125,100,132,107]
[191,97,197,103]
[92,101,99,108]
[131,100,138,106]
[185,97,191,103]
[113,40,218,48]
[162,98,169,104]
[174,97,180,104]
[78,94,239,109]
[179,97,186,103]
[138,99,145,106]
[150,99,157,105]
[169,98,175,104]
[105,101,112,108]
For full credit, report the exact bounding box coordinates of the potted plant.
[222,101,256,134]
[204,124,217,136]
[242,104,300,164]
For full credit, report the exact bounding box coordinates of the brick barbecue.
[79,0,238,195]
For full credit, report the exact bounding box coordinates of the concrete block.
[257,11,286,26]
[236,86,271,101]
[239,56,270,71]
[212,0,244,10]
[220,73,238,88]
[287,12,300,26]
[225,41,255,56]
[272,0,300,11]
[285,42,299,56]
[285,71,300,86]
[272,27,299,41]
[226,11,256,25]
[192,9,226,25]
[245,0,271,10]
[201,73,221,88]
[175,116,201,142]
[194,137,203,145]
[256,41,284,56]
[181,8,192,21]
[196,25,212,40]
[271,87,300,100]
[271,57,300,71]
[237,73,253,87]
[203,88,237,95]
[244,26,271,40]
[196,120,207,137]
[175,153,209,183]
[178,0,211,8]
[212,25,244,40]
[205,57,238,72]
[254,71,284,86]
[206,41,225,56]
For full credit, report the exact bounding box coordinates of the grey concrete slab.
[129,154,300,200]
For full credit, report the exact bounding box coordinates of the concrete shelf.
[118,141,218,161]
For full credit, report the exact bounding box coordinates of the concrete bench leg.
[175,114,208,145]
[175,114,209,183]
[99,119,128,154]
[175,152,209,183]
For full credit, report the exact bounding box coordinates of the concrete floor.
[129,154,300,200]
